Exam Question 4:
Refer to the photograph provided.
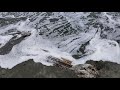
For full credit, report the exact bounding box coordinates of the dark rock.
[0,58,99,78]
[71,64,99,78]
[0,59,78,78]
[0,32,31,55]
[86,60,120,78]
[46,56,99,78]
[0,17,27,27]
[49,18,59,22]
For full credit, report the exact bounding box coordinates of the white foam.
[73,32,120,65]
[0,35,13,48]
[0,20,75,69]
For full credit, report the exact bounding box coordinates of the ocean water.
[0,12,120,69]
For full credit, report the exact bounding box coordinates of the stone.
[86,60,120,78]
[70,64,99,78]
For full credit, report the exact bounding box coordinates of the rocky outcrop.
[1,55,120,78]
[0,59,99,78]
[71,64,99,78]
[0,59,78,78]
[86,60,120,78]
[47,56,99,78]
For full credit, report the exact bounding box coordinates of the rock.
[70,64,99,78]
[46,56,99,78]
[0,59,78,78]
[47,56,73,68]
[0,58,99,78]
[0,32,31,55]
[86,60,120,78]
[0,17,27,27]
